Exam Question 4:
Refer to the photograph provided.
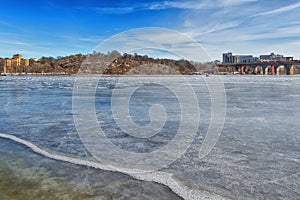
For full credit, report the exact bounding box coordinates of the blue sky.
[0,0,300,61]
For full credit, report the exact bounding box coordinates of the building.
[12,54,22,67]
[223,52,258,64]
[5,58,12,67]
[0,58,6,73]
[259,53,293,62]
[2,58,13,74]
[237,55,258,63]
[0,54,30,73]
[223,52,236,63]
[21,59,29,66]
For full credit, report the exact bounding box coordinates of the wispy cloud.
[0,20,20,30]
[78,36,104,43]
[148,1,207,10]
[0,40,32,46]
[218,0,258,6]
[1,0,299,60]
[253,1,300,17]
[0,20,12,27]
[76,0,259,14]
[92,28,211,62]
[76,6,136,15]
[186,21,241,37]
[148,0,258,10]
[169,0,300,59]
[238,27,300,41]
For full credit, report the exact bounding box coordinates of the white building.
[259,53,293,62]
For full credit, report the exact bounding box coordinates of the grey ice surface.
[167,76,300,199]
[0,75,299,200]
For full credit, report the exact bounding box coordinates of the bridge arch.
[245,66,254,74]
[276,65,286,75]
[255,66,263,75]
[265,66,272,75]
[290,65,295,75]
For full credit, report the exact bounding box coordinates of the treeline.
[76,51,217,75]
[2,51,217,75]
[28,54,86,74]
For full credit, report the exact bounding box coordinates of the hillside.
[1,51,207,75]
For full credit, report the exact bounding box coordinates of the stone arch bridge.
[217,61,300,75]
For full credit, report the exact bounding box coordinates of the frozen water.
[0,75,299,200]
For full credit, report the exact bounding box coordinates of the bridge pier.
[241,66,244,73]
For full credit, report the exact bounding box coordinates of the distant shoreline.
[1,73,298,77]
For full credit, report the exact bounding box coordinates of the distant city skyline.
[222,52,295,64]
[1,0,300,61]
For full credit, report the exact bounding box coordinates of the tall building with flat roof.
[223,52,258,63]
[223,52,235,63]
[12,54,22,67]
